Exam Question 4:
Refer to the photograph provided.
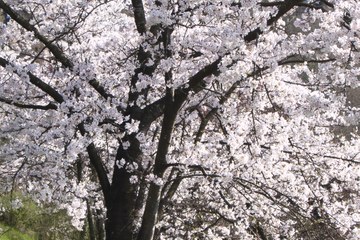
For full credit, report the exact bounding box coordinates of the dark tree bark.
[105,135,141,240]
[86,201,96,240]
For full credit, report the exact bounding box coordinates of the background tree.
[0,0,359,239]
[0,190,84,239]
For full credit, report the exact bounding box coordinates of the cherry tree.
[0,0,360,239]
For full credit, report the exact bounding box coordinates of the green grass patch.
[0,191,82,240]
[0,222,34,240]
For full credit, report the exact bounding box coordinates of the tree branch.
[131,0,147,34]
[0,1,112,100]
[137,88,187,240]
[194,55,336,142]
[0,0,73,68]
[0,57,64,103]
[245,0,303,42]
[0,96,57,110]
[195,80,240,143]
[78,123,111,205]
[88,79,114,99]
[138,1,302,129]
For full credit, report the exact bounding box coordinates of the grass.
[0,223,34,240]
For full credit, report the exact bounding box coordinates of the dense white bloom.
[0,0,359,239]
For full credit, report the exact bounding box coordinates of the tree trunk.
[105,166,138,240]
[86,200,96,240]
[95,208,105,240]
[136,183,162,240]
[105,137,141,240]
[136,91,184,240]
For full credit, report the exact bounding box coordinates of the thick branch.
[0,60,112,208]
[0,96,57,110]
[187,57,223,94]
[158,171,182,215]
[131,0,147,34]
[0,1,111,100]
[137,88,187,240]
[244,0,303,42]
[0,57,64,103]
[138,94,166,131]
[278,57,336,65]
[0,0,73,68]
[78,123,111,205]
[88,79,114,99]
[1,1,115,219]
[87,143,111,204]
[138,2,299,128]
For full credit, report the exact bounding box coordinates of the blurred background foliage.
[0,191,84,240]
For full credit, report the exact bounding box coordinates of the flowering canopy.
[0,0,359,239]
